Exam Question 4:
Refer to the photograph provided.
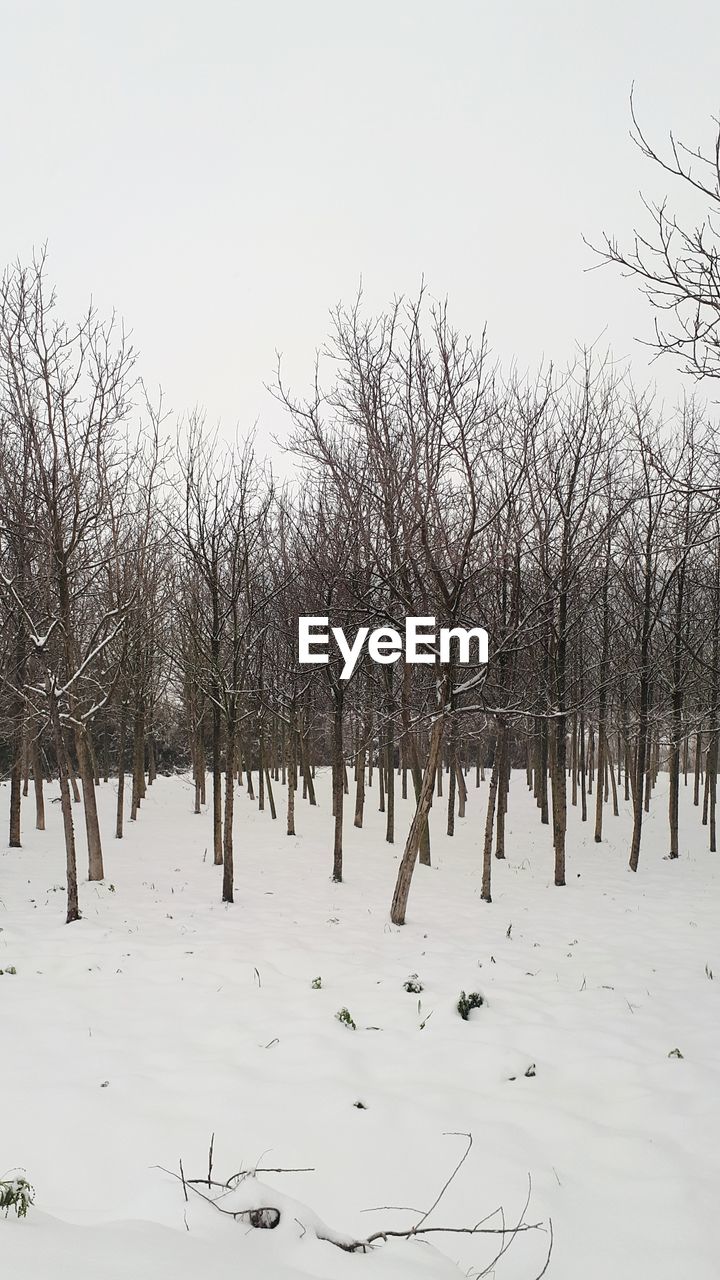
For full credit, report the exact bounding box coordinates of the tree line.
[1,258,719,927]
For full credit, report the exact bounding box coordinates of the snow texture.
[1,770,718,1278]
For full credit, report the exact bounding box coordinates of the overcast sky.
[2,0,719,455]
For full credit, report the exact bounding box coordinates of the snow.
[1,769,719,1278]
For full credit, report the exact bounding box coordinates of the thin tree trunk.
[456,758,467,818]
[264,765,277,820]
[223,726,235,903]
[495,724,507,860]
[9,732,22,848]
[78,729,104,880]
[354,736,366,828]
[49,691,80,924]
[694,731,702,807]
[212,700,222,863]
[332,694,344,881]
[390,671,449,925]
[482,733,502,901]
[116,701,127,838]
[384,667,395,843]
[258,729,265,812]
[608,745,619,817]
[579,707,587,823]
[31,734,45,832]
[287,703,297,837]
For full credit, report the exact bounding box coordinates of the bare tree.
[591,95,720,380]
[0,258,136,914]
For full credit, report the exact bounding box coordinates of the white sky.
[2,0,719,457]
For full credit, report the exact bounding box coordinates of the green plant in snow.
[311,976,322,989]
[1,1176,34,1219]
[335,1007,356,1030]
[457,991,484,1020]
[403,973,423,993]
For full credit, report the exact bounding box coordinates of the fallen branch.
[159,1134,553,1275]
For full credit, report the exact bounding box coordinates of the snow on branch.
[159,1133,553,1276]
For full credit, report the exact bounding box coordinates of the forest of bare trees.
[2,259,720,926]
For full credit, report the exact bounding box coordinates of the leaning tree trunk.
[390,670,450,926]
[401,664,431,865]
[264,764,277,820]
[608,745,619,817]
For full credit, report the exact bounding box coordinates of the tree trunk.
[258,730,265,812]
[579,707,587,822]
[594,553,611,843]
[384,667,395,843]
[78,729,104,880]
[401,664,431,864]
[49,690,80,923]
[116,701,127,838]
[629,532,653,873]
[390,671,450,925]
[332,694,344,882]
[482,733,502,901]
[456,758,467,819]
[694,731,702,807]
[31,734,45,831]
[299,718,317,805]
[9,733,22,848]
[495,723,507,860]
[223,726,235,903]
[264,764,277,820]
[287,703,297,837]
[354,737,366,828]
[212,700,222,863]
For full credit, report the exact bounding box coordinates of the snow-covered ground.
[1,769,718,1279]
